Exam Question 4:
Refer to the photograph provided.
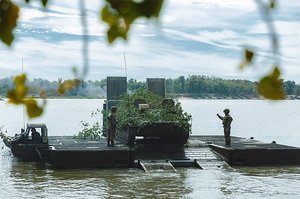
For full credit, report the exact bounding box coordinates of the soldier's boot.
[111,140,115,147]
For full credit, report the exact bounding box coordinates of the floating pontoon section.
[138,160,176,172]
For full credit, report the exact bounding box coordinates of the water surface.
[1,99,300,198]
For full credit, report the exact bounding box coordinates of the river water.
[1,99,300,198]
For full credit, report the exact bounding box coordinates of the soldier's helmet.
[223,109,230,114]
[111,106,117,112]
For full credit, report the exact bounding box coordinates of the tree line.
[131,76,300,99]
[0,77,106,98]
[0,75,299,99]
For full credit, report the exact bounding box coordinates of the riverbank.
[171,94,300,100]
[1,95,300,101]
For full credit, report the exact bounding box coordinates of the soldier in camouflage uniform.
[217,109,233,146]
[107,106,117,147]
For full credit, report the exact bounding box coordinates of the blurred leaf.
[24,0,48,7]
[239,62,246,70]
[107,24,127,43]
[14,74,28,98]
[24,98,44,118]
[72,66,79,77]
[6,74,45,118]
[58,79,81,94]
[41,0,48,7]
[239,48,255,70]
[39,90,47,98]
[257,67,285,99]
[269,0,276,9]
[7,74,27,104]
[101,0,163,43]
[245,49,254,63]
[0,0,19,46]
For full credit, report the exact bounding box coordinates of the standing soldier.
[107,106,117,147]
[217,109,233,147]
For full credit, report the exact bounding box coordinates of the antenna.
[123,52,130,119]
[123,52,128,78]
[22,59,25,129]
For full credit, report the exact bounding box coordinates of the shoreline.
[1,95,300,100]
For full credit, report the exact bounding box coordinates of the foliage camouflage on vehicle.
[115,89,192,131]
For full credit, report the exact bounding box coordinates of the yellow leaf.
[245,49,254,64]
[257,67,285,100]
[7,90,20,104]
[58,79,81,94]
[24,98,44,118]
[239,62,246,70]
[14,73,26,84]
[6,74,46,118]
[239,48,255,70]
[0,0,19,46]
[101,5,117,24]
[6,74,28,104]
[14,74,28,99]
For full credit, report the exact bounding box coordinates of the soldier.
[107,106,117,147]
[31,128,41,141]
[217,109,233,146]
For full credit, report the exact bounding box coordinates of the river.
[1,99,300,198]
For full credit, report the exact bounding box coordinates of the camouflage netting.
[115,89,192,131]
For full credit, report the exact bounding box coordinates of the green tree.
[128,78,145,92]
[283,80,296,95]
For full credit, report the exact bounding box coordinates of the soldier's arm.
[217,114,223,120]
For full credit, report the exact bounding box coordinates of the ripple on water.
[2,132,300,198]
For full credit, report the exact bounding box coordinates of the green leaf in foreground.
[24,0,48,7]
[0,0,19,46]
[101,0,163,43]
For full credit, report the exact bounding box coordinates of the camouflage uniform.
[107,107,117,147]
[217,109,233,146]
[31,128,41,141]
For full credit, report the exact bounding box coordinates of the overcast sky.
[1,0,300,83]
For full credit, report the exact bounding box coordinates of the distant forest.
[0,75,300,99]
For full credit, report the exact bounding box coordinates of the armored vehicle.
[103,77,191,146]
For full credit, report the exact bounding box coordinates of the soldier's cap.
[111,106,117,112]
[223,109,230,114]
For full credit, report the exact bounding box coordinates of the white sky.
[1,0,300,83]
